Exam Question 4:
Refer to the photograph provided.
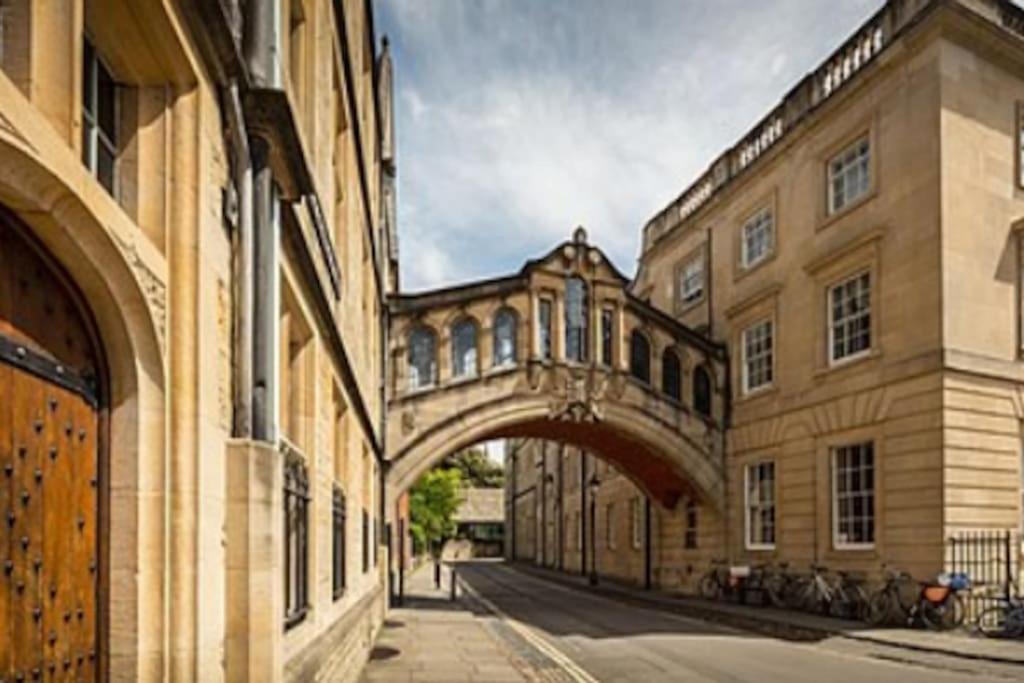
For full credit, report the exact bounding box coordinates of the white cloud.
[379,0,882,291]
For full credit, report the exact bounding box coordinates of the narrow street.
[364,560,1019,683]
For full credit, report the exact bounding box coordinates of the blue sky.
[377,0,890,291]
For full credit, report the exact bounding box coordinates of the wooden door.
[0,213,102,681]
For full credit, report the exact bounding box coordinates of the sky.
[377,0,892,292]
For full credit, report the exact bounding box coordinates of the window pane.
[97,140,116,194]
[565,277,588,362]
[452,320,478,377]
[539,300,552,360]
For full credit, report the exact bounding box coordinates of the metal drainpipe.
[225,82,253,439]
[244,0,279,444]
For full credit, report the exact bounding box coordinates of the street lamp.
[588,474,600,586]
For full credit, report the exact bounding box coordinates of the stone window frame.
[331,485,347,600]
[817,117,880,230]
[674,243,707,315]
[741,318,774,396]
[804,228,884,376]
[744,460,776,551]
[630,496,643,550]
[828,270,873,366]
[831,441,876,551]
[734,190,779,278]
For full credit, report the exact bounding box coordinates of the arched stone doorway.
[0,209,107,680]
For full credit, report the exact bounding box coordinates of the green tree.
[443,448,504,488]
[409,467,464,557]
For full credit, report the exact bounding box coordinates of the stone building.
[508,0,1024,591]
[0,0,395,681]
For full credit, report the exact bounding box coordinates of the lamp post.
[588,474,599,586]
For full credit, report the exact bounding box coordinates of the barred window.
[362,509,370,573]
[601,308,614,366]
[284,450,310,629]
[742,208,774,268]
[565,277,589,362]
[745,461,775,549]
[828,137,871,214]
[539,299,553,360]
[833,442,875,548]
[829,272,871,363]
[332,487,347,600]
[742,320,773,394]
[679,255,704,305]
[684,499,698,550]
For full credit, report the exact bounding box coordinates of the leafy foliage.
[442,448,504,488]
[409,468,464,556]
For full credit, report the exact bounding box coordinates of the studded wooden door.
[0,213,102,682]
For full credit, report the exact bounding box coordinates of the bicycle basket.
[923,585,951,603]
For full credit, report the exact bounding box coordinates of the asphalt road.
[456,561,1014,683]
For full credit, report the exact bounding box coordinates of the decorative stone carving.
[401,410,416,435]
[548,367,607,424]
[112,231,168,353]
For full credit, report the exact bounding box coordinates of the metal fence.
[947,530,1020,619]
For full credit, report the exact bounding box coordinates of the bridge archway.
[386,229,729,514]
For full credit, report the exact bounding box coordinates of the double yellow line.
[458,572,600,683]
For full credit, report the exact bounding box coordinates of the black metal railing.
[284,443,310,629]
[947,530,1020,618]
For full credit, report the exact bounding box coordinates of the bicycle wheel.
[763,575,788,609]
[921,593,964,631]
[866,590,895,626]
[783,578,808,610]
[699,574,722,600]
[977,605,1010,638]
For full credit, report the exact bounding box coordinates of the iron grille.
[284,444,310,629]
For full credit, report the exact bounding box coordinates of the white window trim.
[831,443,876,551]
[827,270,872,367]
[744,461,776,551]
[827,136,871,216]
[741,207,774,269]
[679,254,705,305]
[741,319,774,395]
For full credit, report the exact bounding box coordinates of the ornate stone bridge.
[385,229,729,510]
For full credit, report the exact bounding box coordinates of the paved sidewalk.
[360,562,531,682]
[513,563,1024,666]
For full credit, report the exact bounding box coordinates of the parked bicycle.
[867,564,968,630]
[827,570,870,621]
[784,564,835,615]
[698,558,732,601]
[750,561,795,609]
[976,593,1024,639]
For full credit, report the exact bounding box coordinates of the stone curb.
[508,563,1024,668]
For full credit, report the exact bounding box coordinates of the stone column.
[225,440,285,683]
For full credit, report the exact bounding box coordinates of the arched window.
[451,318,478,378]
[408,326,437,389]
[662,348,682,401]
[493,308,518,367]
[693,365,712,417]
[630,331,651,384]
[565,276,589,362]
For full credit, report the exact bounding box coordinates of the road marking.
[458,571,601,683]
